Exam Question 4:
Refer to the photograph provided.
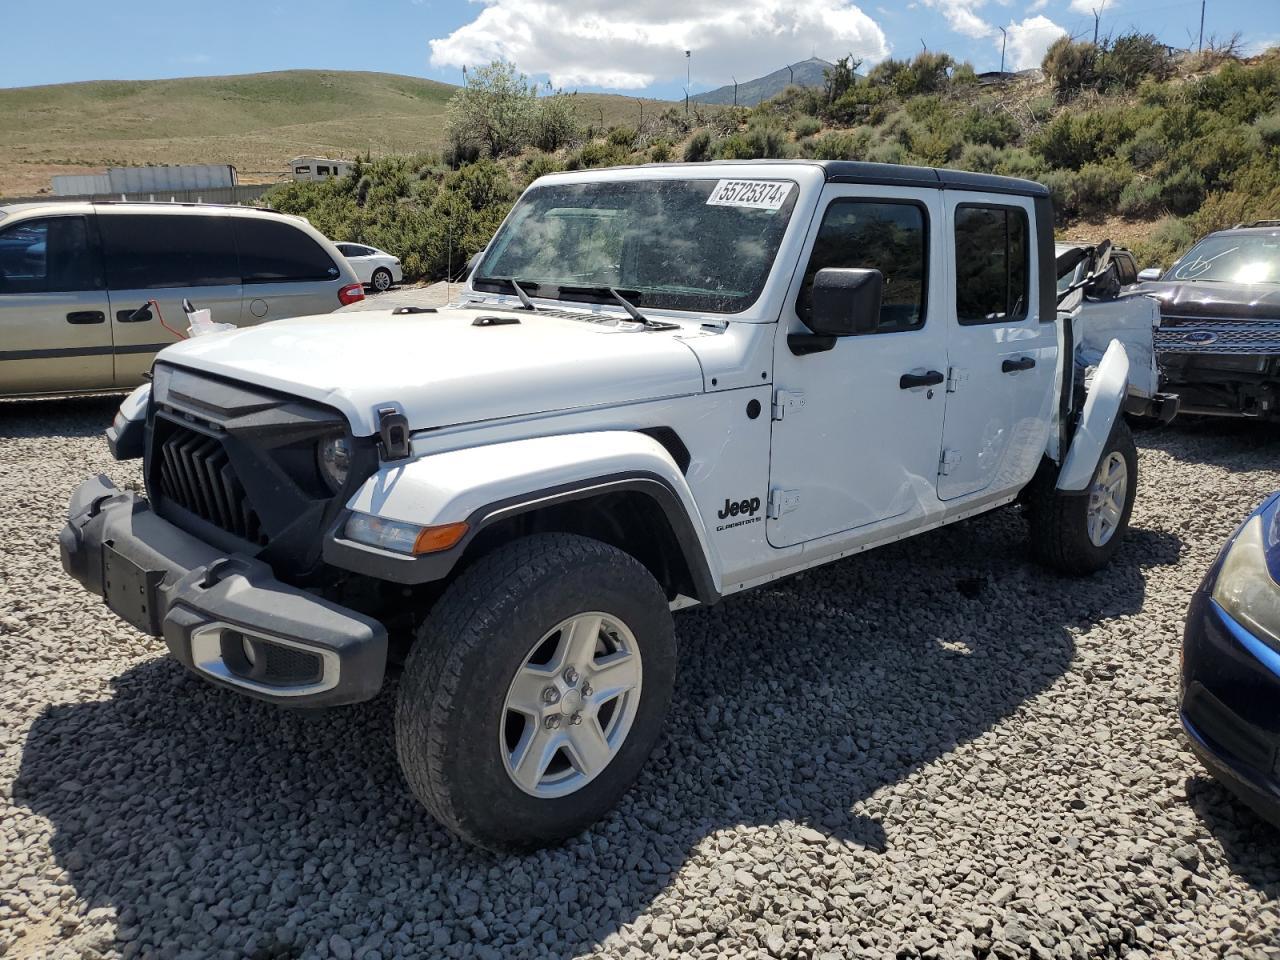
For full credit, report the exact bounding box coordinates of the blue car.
[1182,491,1280,826]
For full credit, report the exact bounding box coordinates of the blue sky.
[0,0,1270,98]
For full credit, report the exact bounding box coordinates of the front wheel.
[1026,420,1138,575]
[395,533,676,852]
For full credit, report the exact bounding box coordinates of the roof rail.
[88,199,284,214]
[1231,219,1280,228]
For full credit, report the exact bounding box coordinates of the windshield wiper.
[554,284,677,330]
[484,276,540,310]
[607,286,650,325]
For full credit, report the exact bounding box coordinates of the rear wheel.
[371,267,393,292]
[1027,420,1138,575]
[395,533,675,852]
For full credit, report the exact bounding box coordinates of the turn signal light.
[413,522,469,554]
[338,283,365,306]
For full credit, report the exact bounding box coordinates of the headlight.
[1212,514,1280,648]
[343,512,468,555]
[318,435,352,492]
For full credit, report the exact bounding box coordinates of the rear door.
[100,210,243,388]
[767,186,948,548]
[234,216,345,321]
[936,195,1056,501]
[336,243,373,284]
[0,214,113,395]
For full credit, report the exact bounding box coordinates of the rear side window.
[100,214,238,289]
[235,217,339,283]
[954,205,1029,324]
[1113,251,1137,285]
[0,216,103,293]
[796,199,928,333]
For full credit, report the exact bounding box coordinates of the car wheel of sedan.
[395,533,676,852]
[371,268,393,292]
[1027,420,1138,575]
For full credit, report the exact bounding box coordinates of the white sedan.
[334,242,403,292]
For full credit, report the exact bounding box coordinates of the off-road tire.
[371,268,393,292]
[1027,420,1138,575]
[395,533,675,852]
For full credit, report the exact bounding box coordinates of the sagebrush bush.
[961,105,1021,147]
[1096,33,1174,90]
[683,130,713,162]
[1118,177,1164,218]
[649,140,672,162]
[808,130,871,160]
[1043,37,1097,95]
[1254,110,1280,149]
[793,115,822,138]
[521,151,564,184]
[567,140,632,169]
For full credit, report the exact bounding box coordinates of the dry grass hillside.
[0,70,664,196]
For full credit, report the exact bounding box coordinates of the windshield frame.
[471,175,802,317]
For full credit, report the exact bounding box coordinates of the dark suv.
[1139,222,1280,420]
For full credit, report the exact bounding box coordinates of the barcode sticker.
[705,179,792,211]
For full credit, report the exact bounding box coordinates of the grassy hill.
[693,58,833,107]
[0,70,665,196]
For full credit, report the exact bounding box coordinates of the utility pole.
[732,76,738,107]
[999,26,1007,74]
[1091,0,1106,44]
[787,64,794,85]
[1197,0,1206,51]
[684,50,691,116]
[635,98,644,128]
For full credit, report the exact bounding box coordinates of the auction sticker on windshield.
[706,179,792,211]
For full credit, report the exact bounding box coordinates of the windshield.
[1166,234,1280,284]
[473,178,799,314]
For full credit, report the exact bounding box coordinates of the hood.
[155,306,705,435]
[1136,280,1280,321]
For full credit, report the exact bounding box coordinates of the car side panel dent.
[1056,339,1130,492]
[345,430,723,589]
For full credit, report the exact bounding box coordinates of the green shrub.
[649,140,673,162]
[1042,37,1097,95]
[868,51,955,97]
[961,105,1021,147]
[825,83,890,126]
[714,119,788,159]
[909,127,961,166]
[530,92,580,151]
[1096,33,1174,90]
[958,142,1000,173]
[1027,95,1056,123]
[1117,177,1164,218]
[991,147,1048,180]
[521,151,564,183]
[809,130,871,160]
[567,140,631,169]
[1157,167,1206,216]
[1254,110,1280,149]
[866,140,906,165]
[1130,216,1196,271]
[607,125,637,148]
[793,115,822,138]
[683,130,713,162]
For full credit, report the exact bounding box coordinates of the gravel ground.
[2,400,1279,960]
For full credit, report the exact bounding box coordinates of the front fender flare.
[1057,339,1130,492]
[325,431,721,601]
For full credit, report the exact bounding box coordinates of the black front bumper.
[60,475,387,706]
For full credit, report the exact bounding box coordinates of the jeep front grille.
[1156,319,1280,355]
[157,423,267,545]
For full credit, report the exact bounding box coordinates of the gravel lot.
[2,399,1279,960]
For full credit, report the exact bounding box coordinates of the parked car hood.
[1136,280,1280,321]
[155,307,706,435]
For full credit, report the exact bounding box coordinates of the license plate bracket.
[102,544,165,635]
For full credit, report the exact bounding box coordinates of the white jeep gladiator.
[61,161,1155,851]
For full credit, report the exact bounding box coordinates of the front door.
[937,195,1057,501]
[768,186,948,548]
[0,214,113,395]
[98,211,244,388]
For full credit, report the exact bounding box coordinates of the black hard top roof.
[816,160,1050,198]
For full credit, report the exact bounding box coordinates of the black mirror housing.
[807,268,883,337]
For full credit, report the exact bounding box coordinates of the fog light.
[242,634,257,666]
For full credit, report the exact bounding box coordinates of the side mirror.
[1137,267,1162,282]
[808,267,883,337]
[464,250,484,279]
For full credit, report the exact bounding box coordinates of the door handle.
[899,370,945,389]
[65,311,105,325]
[116,307,152,323]
[1002,356,1036,373]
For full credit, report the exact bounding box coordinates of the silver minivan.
[0,201,364,397]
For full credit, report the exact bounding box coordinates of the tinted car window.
[796,199,927,332]
[955,205,1029,324]
[0,216,103,294]
[100,214,238,290]
[235,217,339,283]
[1113,251,1137,285]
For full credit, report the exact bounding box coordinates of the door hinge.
[938,448,962,476]
[946,367,968,393]
[767,488,802,519]
[772,389,806,421]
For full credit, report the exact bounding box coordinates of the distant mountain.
[693,58,834,107]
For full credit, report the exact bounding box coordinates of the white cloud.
[1003,14,1066,69]
[920,0,995,39]
[1067,0,1104,14]
[428,0,890,90]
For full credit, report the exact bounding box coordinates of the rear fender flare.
[1056,339,1130,492]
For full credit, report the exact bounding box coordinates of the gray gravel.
[3,399,1280,960]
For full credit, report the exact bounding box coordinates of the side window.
[796,199,927,333]
[99,214,238,290]
[1114,252,1137,285]
[235,217,340,283]
[954,205,1029,324]
[335,243,355,257]
[0,217,102,294]
[294,166,310,176]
